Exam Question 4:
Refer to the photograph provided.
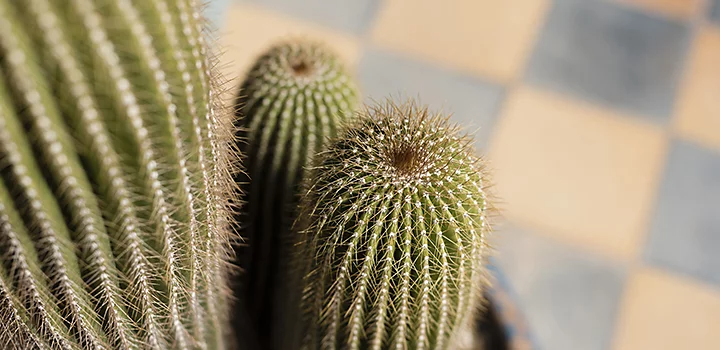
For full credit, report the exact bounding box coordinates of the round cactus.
[0,0,237,349]
[231,39,358,347]
[290,99,494,350]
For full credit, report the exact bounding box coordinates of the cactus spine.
[291,100,493,350]
[0,0,237,348]
[232,39,358,347]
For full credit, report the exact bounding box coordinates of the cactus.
[231,39,358,348]
[0,0,237,349]
[289,99,494,350]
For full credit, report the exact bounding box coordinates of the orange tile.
[216,3,361,90]
[615,0,703,19]
[673,27,720,150]
[488,87,667,259]
[612,267,720,350]
[370,0,550,83]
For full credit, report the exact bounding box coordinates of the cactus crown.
[248,39,350,87]
[293,99,493,350]
[236,38,358,186]
[308,100,486,188]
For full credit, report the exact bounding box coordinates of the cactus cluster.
[0,0,237,348]
[232,39,358,348]
[0,0,500,348]
[284,100,493,350]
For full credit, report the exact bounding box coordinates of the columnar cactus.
[0,0,237,348]
[232,39,358,347]
[290,100,493,350]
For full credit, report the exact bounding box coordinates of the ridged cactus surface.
[292,100,493,350]
[0,0,236,348]
[232,39,357,348]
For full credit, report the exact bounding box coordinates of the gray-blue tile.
[644,140,720,286]
[207,0,232,28]
[493,225,627,350]
[357,47,506,151]
[711,0,720,24]
[524,0,691,123]
[244,0,381,35]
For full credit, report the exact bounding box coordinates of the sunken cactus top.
[292,99,494,350]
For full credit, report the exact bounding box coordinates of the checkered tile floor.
[208,0,720,349]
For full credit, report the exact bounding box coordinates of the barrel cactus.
[232,39,358,347]
[0,0,237,348]
[289,99,494,350]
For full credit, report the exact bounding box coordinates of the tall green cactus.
[0,0,237,348]
[289,99,493,350]
[232,39,358,348]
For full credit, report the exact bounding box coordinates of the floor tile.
[673,27,720,150]
[524,0,691,123]
[244,0,381,35]
[612,267,720,350]
[615,0,703,19]
[357,47,506,151]
[217,3,361,88]
[494,225,627,350]
[643,140,720,286]
[371,0,550,83]
[489,87,667,259]
[711,0,720,24]
[206,0,232,28]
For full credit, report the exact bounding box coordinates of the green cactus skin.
[289,100,494,350]
[0,0,238,348]
[231,39,358,348]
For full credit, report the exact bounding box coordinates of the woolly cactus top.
[246,39,354,89]
[309,100,489,191]
[237,39,358,187]
[239,40,357,135]
[295,100,494,350]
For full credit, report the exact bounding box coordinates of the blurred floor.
[210,0,720,349]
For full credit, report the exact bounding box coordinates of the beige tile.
[216,3,362,90]
[615,0,703,19]
[613,267,720,350]
[370,0,550,83]
[488,87,667,259]
[673,27,720,150]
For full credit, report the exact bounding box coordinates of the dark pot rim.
[479,261,538,350]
